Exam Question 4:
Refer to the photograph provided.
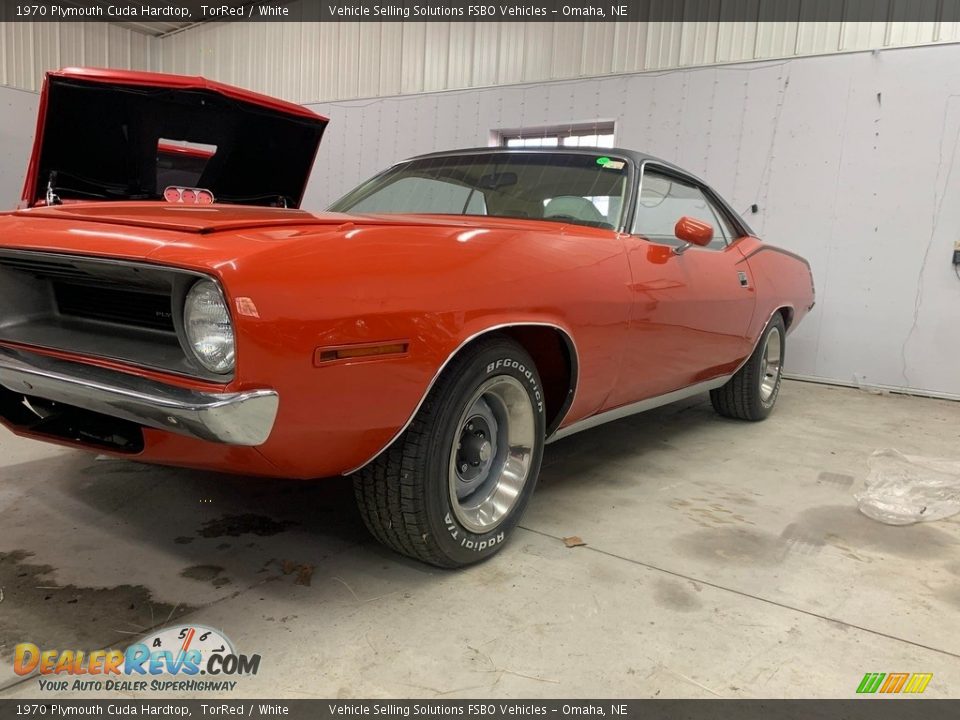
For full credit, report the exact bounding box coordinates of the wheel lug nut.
[461,463,468,472]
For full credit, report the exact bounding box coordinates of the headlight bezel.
[182,279,236,376]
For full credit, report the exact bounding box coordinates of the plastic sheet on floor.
[855,449,960,525]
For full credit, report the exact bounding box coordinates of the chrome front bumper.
[0,346,278,446]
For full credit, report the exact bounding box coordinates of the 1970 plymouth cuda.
[0,69,814,567]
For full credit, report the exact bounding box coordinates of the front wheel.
[710,313,786,421]
[353,337,546,568]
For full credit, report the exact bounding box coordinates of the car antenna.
[740,203,759,216]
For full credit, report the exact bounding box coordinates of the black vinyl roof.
[406,146,689,175]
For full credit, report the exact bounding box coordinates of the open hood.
[22,68,328,209]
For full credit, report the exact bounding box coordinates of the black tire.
[710,313,786,421]
[353,336,546,568]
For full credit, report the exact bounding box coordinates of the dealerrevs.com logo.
[15,625,260,693]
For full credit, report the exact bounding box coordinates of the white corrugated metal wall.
[2,19,959,101]
[155,19,960,103]
[0,23,155,91]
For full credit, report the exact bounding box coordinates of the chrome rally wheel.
[759,325,783,404]
[449,376,536,534]
[353,337,546,568]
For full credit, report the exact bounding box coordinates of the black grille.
[54,282,176,332]
[0,256,97,284]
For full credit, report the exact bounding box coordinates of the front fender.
[210,221,630,478]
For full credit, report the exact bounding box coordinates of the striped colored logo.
[857,672,933,694]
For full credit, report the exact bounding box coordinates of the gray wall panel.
[0,85,36,207]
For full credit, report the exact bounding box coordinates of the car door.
[605,165,757,408]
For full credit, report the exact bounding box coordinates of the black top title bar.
[1,0,958,23]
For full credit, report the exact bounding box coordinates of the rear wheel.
[353,337,546,568]
[710,313,786,421]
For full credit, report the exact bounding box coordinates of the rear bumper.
[0,346,278,446]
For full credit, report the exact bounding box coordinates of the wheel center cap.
[457,415,495,480]
[478,440,492,463]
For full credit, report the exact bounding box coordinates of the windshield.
[329,152,630,229]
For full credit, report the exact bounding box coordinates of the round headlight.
[184,280,235,375]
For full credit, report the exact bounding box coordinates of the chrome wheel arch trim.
[342,320,580,476]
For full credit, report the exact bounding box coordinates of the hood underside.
[23,69,328,210]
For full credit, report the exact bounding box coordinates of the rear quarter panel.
[736,236,815,339]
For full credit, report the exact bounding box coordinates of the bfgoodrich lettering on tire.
[353,336,546,568]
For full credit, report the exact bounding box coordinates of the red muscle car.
[0,69,814,567]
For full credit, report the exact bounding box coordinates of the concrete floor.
[1,379,959,699]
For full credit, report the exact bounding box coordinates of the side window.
[633,172,728,250]
[705,196,741,243]
[348,176,486,215]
